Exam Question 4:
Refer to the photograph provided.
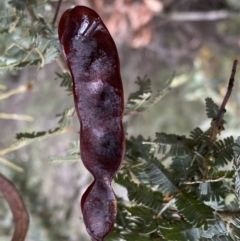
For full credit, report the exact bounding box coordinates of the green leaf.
[120,233,156,241]
[55,72,73,92]
[205,97,219,119]
[212,137,234,167]
[199,181,229,202]
[124,205,158,234]
[49,141,80,164]
[8,0,37,11]
[154,133,193,156]
[109,200,161,240]
[189,127,211,145]
[233,137,240,155]
[171,156,197,182]
[115,173,163,211]
[124,76,151,115]
[49,155,79,164]
[200,221,232,240]
[0,9,17,33]
[230,217,240,241]
[159,222,200,241]
[56,107,75,128]
[233,137,240,199]
[12,108,74,153]
[0,36,59,73]
[175,193,214,228]
[35,37,59,65]
[136,158,178,195]
[125,135,152,162]
[124,75,172,115]
[44,45,59,64]
[15,130,48,140]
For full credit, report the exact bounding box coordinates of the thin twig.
[52,0,62,26]
[162,10,237,22]
[0,157,24,172]
[34,47,45,68]
[157,198,175,217]
[207,60,238,149]
[26,5,38,22]
[56,54,70,73]
[217,210,240,221]
[0,127,71,156]
[184,172,227,184]
[0,113,34,121]
[0,81,33,101]
[215,60,238,127]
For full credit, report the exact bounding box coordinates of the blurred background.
[0,0,240,240]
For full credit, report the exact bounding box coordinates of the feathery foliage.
[55,72,73,92]
[205,97,220,119]
[111,67,240,240]
[115,173,163,211]
[124,76,172,115]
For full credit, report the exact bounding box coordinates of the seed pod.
[0,173,29,241]
[58,6,125,241]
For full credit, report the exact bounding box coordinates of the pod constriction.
[58,6,125,241]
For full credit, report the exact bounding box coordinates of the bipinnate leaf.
[115,173,163,211]
[154,133,193,156]
[175,193,214,228]
[159,222,200,241]
[55,72,72,92]
[212,137,234,167]
[200,221,232,240]
[124,76,172,115]
[136,158,178,195]
[205,97,219,119]
[189,127,210,145]
[230,217,240,241]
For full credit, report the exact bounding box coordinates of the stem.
[0,81,33,101]
[52,0,62,26]
[162,10,237,22]
[0,157,24,172]
[215,60,238,127]
[207,60,238,149]
[0,113,34,121]
[56,54,69,73]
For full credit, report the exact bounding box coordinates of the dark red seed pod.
[0,173,29,241]
[58,6,125,241]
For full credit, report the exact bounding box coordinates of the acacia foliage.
[106,80,240,241]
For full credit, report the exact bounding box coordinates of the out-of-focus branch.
[56,54,69,73]
[207,60,238,149]
[52,0,62,26]
[0,81,33,101]
[0,157,24,172]
[215,60,238,127]
[162,10,238,22]
[0,113,34,121]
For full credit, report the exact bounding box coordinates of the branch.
[184,172,227,184]
[52,0,63,26]
[0,81,33,101]
[0,157,24,172]
[0,113,34,121]
[217,210,240,222]
[162,10,237,22]
[208,60,238,148]
[215,60,238,127]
